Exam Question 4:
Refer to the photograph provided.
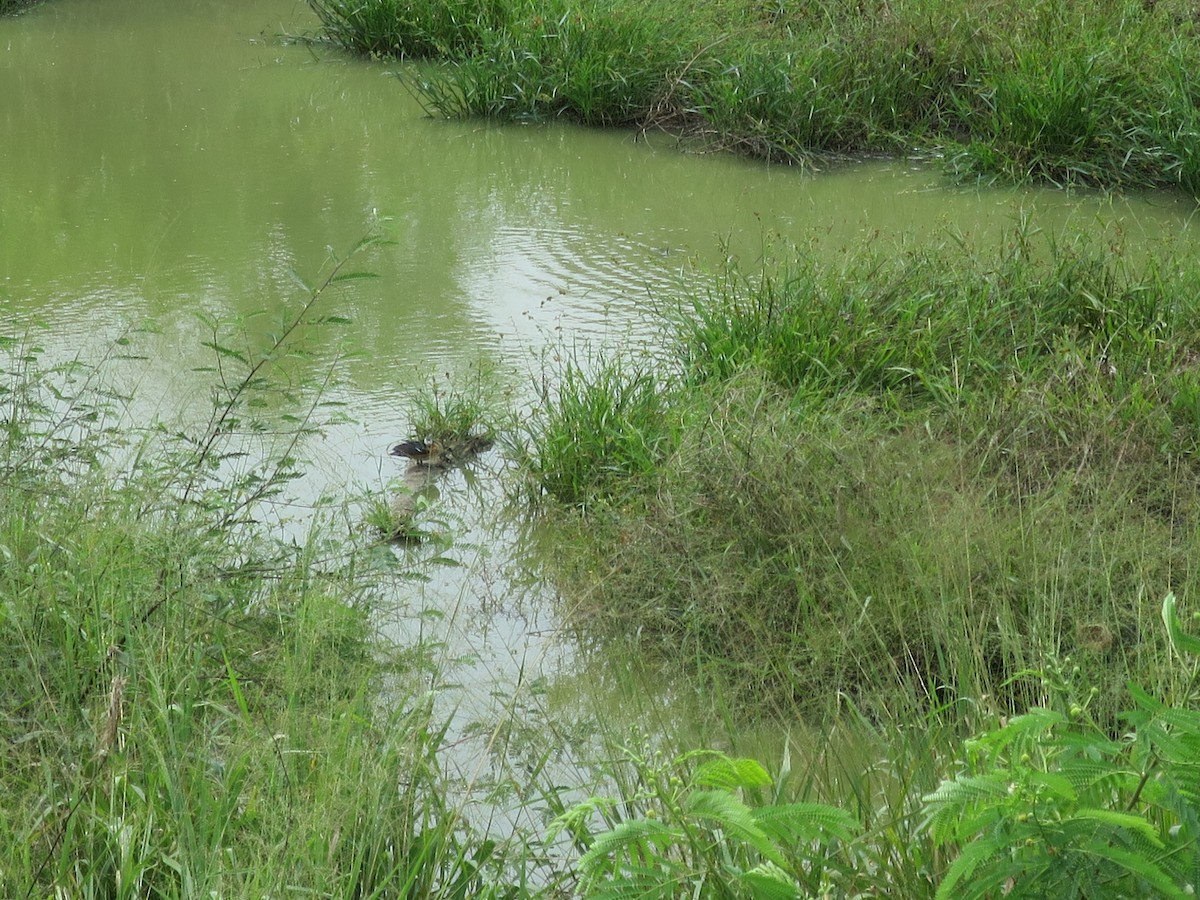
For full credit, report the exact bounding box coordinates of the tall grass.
[512,228,1200,893]
[526,228,1200,725]
[0,246,526,897]
[312,0,1200,193]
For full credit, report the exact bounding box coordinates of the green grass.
[310,0,515,58]
[526,228,1200,725]
[512,351,679,508]
[6,238,1200,895]
[401,358,506,446]
[512,229,1200,894]
[412,0,696,126]
[312,0,1200,194]
[0,249,528,897]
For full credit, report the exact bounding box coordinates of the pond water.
[5,0,1200,780]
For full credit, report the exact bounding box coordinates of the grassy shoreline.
[310,0,1200,195]
[522,227,1200,724]
[510,227,1200,894]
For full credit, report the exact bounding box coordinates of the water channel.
[5,0,1200,796]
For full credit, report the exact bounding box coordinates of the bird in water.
[389,439,451,467]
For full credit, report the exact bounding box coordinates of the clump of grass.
[402,358,505,447]
[309,0,511,58]
[943,9,1200,191]
[533,229,1200,722]
[409,0,697,126]
[679,227,1200,470]
[514,352,680,508]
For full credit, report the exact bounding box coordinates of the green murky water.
[5,0,1200,746]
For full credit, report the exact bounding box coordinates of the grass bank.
[509,226,1200,895]
[310,0,1200,195]
[519,226,1200,728]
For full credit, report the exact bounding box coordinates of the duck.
[388,439,451,468]
[389,433,495,469]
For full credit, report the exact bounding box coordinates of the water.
[4,0,1200,775]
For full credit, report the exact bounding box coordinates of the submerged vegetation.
[310,0,1200,194]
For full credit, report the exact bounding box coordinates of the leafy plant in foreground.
[549,747,857,898]
[922,593,1200,899]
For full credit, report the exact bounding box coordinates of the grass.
[311,0,1200,194]
[401,358,506,447]
[6,237,1200,895]
[0,248,529,897]
[310,0,515,59]
[512,351,679,509]
[506,227,1200,895]
[523,226,1200,727]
